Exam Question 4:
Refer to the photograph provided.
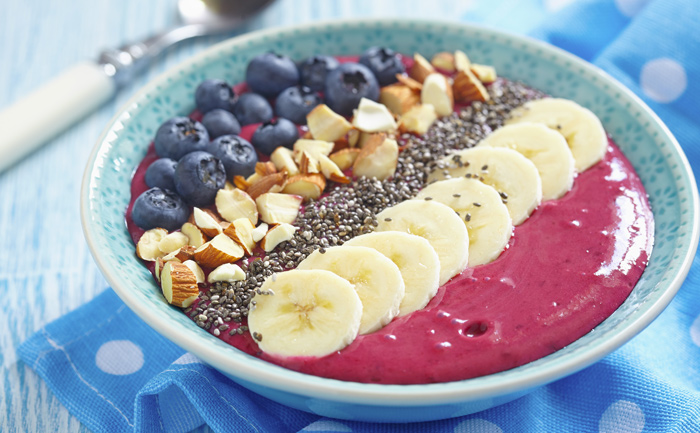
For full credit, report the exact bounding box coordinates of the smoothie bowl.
[81,19,699,422]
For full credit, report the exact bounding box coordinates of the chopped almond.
[223,218,256,256]
[251,223,269,242]
[160,261,199,307]
[399,104,438,135]
[470,64,497,84]
[353,136,399,181]
[421,73,454,117]
[233,175,250,190]
[454,50,471,72]
[223,181,235,191]
[453,69,490,103]
[181,222,208,248]
[409,53,435,83]
[193,234,245,268]
[256,193,303,225]
[192,207,224,238]
[347,128,361,147]
[282,174,326,201]
[306,104,353,142]
[157,231,189,255]
[246,172,287,200]
[330,148,361,170]
[380,84,420,115]
[208,263,246,283]
[297,150,320,174]
[255,161,278,177]
[318,154,350,183]
[352,97,398,133]
[174,245,196,262]
[270,147,299,176]
[215,189,258,225]
[260,223,298,252]
[395,74,423,92]
[136,228,168,261]
[182,260,205,284]
[293,139,335,157]
[431,52,456,72]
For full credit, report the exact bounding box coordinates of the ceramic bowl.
[81,19,699,422]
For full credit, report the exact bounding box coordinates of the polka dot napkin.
[18,0,700,432]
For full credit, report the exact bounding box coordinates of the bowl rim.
[81,18,700,406]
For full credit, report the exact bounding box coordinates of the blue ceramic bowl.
[81,19,699,422]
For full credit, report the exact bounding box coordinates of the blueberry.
[144,158,177,191]
[298,55,340,92]
[205,135,258,179]
[251,118,299,155]
[246,52,300,98]
[174,151,227,207]
[201,109,241,139]
[195,79,236,114]
[232,93,274,126]
[131,187,190,231]
[359,47,405,86]
[324,63,380,116]
[274,86,322,124]
[154,117,209,160]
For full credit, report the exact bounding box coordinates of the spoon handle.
[0,62,115,173]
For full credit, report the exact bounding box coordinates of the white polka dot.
[545,0,578,12]
[615,0,652,17]
[302,420,352,432]
[95,340,144,375]
[599,400,645,433]
[690,314,700,346]
[640,58,688,103]
[172,353,204,365]
[454,418,503,433]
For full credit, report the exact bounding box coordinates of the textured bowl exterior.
[81,19,699,422]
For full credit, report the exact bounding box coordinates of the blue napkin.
[19,0,700,431]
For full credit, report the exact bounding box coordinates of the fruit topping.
[154,117,209,160]
[232,92,273,126]
[245,52,300,98]
[324,63,380,116]
[298,55,340,92]
[144,158,177,191]
[358,46,405,86]
[205,135,258,179]
[274,86,322,124]
[131,187,190,231]
[194,78,236,114]
[251,118,299,155]
[201,109,241,139]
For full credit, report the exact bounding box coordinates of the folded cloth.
[19,0,700,431]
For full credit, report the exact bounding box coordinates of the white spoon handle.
[0,62,116,172]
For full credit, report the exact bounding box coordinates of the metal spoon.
[0,0,275,173]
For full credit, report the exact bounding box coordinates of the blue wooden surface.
[0,0,562,431]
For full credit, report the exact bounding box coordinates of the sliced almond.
[395,73,423,92]
[182,260,205,284]
[260,223,298,252]
[246,172,287,200]
[330,148,361,170]
[215,188,259,225]
[409,53,435,84]
[431,52,456,72]
[160,261,199,308]
[174,245,196,262]
[380,84,420,115]
[282,174,326,201]
[270,147,300,176]
[256,192,303,225]
[398,104,438,135]
[223,218,256,256]
[255,161,278,177]
[208,263,246,284]
[318,154,350,184]
[158,231,189,255]
[193,207,224,238]
[421,73,454,117]
[306,104,353,142]
[453,69,490,103]
[136,228,168,261]
[353,136,399,181]
[470,64,497,84]
[193,234,245,268]
[251,223,269,242]
[351,97,398,133]
[454,50,471,72]
[297,150,320,174]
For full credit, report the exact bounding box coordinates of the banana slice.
[375,200,469,286]
[247,269,362,358]
[479,122,575,201]
[297,245,405,335]
[345,232,440,316]
[428,147,542,226]
[505,98,607,172]
[416,178,512,266]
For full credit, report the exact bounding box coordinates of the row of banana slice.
[247,98,608,358]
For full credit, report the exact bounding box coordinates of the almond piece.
[193,207,224,238]
[246,172,262,185]
[353,136,399,181]
[260,223,298,252]
[256,192,303,224]
[380,84,420,115]
[223,218,256,256]
[208,263,246,283]
[398,104,438,135]
[160,261,199,307]
[421,73,454,116]
[351,97,398,133]
[158,231,189,254]
[470,64,497,84]
[255,161,278,177]
[409,53,436,83]
[180,222,208,248]
[246,172,287,200]
[297,150,320,174]
[182,259,205,284]
[215,189,259,225]
[251,223,269,242]
[395,74,423,92]
[155,257,165,281]
[282,174,326,201]
[270,147,300,175]
[453,69,490,103]
[454,50,471,72]
[223,181,235,191]
[136,228,168,261]
[293,139,335,158]
[330,148,361,170]
[193,234,245,268]
[347,128,361,147]
[174,245,196,262]
[233,175,251,190]
[431,52,456,72]
[306,104,353,142]
[318,154,350,184]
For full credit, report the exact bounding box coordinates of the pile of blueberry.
[131,47,406,232]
